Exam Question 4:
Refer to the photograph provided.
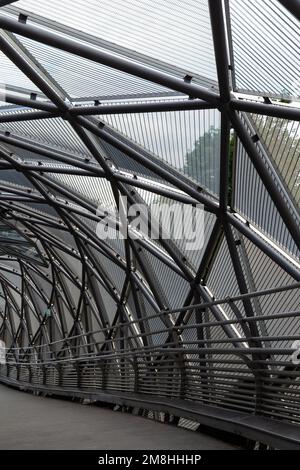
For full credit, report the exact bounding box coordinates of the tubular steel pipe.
[0,4,299,449]
[0,1,18,5]
[0,131,106,174]
[70,98,216,116]
[208,0,231,103]
[228,109,300,251]
[77,115,220,213]
[231,99,300,122]
[0,110,58,123]
[1,92,59,112]
[278,0,300,20]
[226,212,300,281]
[3,304,300,350]
[224,223,260,340]
[0,30,68,111]
[0,14,220,105]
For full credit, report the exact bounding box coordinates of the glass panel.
[238,230,300,342]
[234,116,300,260]
[49,172,116,208]
[128,184,217,270]
[0,225,44,264]
[13,0,217,80]
[207,237,245,338]
[250,114,300,206]
[18,35,171,99]
[0,117,92,159]
[228,0,300,99]
[99,106,221,195]
[0,50,40,92]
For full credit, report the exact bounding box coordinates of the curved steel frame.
[0,0,299,449]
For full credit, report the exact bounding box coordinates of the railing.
[1,325,300,420]
[1,285,300,447]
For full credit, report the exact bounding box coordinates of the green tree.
[252,115,300,206]
[228,131,235,205]
[183,125,220,194]
[183,125,235,204]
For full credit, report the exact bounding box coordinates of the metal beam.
[70,99,216,116]
[219,113,231,211]
[208,0,231,211]
[224,222,261,341]
[228,109,300,251]
[162,281,300,315]
[0,30,68,110]
[226,212,300,281]
[0,110,58,123]
[0,14,220,105]
[0,131,106,174]
[278,0,300,20]
[1,91,58,112]
[0,0,299,443]
[231,99,300,122]
[0,1,18,5]
[208,0,231,103]
[77,116,220,213]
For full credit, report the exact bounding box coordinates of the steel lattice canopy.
[0,0,299,448]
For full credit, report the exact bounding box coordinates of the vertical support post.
[76,362,82,389]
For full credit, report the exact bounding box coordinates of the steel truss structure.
[0,0,299,449]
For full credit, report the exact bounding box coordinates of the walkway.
[0,384,239,450]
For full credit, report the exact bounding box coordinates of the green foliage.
[183,125,220,194]
[253,115,300,204]
[183,125,235,204]
[228,132,235,205]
